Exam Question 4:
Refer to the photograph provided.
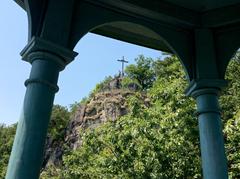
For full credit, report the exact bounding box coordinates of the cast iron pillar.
[5,37,77,179]
[186,79,228,179]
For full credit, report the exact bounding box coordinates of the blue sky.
[0,0,161,125]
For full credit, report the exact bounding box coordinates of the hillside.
[1,54,240,178]
[41,54,240,178]
[42,87,145,169]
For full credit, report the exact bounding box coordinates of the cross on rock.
[117,56,128,77]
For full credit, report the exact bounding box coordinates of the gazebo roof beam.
[14,0,200,28]
[202,3,240,27]
[83,0,200,28]
[14,0,240,29]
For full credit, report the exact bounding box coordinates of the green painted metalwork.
[7,0,240,178]
[186,80,228,179]
[5,38,77,179]
[6,54,60,179]
[197,91,228,179]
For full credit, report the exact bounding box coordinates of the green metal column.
[195,89,227,179]
[186,82,228,179]
[184,28,229,178]
[5,37,77,179]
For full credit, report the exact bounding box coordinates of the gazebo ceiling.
[165,0,238,11]
[14,0,240,53]
[7,3,240,177]
[15,0,240,12]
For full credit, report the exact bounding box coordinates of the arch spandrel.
[70,1,195,81]
[25,0,76,47]
[23,0,195,81]
[24,0,47,41]
[215,26,240,78]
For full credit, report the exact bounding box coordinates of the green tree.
[2,53,240,178]
[125,55,155,90]
[0,124,16,178]
[220,52,240,178]
[121,76,142,91]
[0,105,70,178]
[48,105,70,142]
[61,54,240,178]
[90,76,113,97]
[61,56,201,178]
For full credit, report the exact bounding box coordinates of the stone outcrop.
[42,76,149,169]
[42,90,134,168]
[65,90,133,150]
[42,76,140,168]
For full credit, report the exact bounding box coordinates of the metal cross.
[117,56,128,77]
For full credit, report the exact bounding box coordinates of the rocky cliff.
[42,77,142,168]
[65,90,133,150]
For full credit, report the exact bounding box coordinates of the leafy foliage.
[221,54,240,178]
[0,124,16,178]
[40,164,63,179]
[60,54,240,178]
[0,105,70,178]
[61,56,201,178]
[90,76,113,96]
[125,55,155,90]
[2,53,240,178]
[48,105,70,142]
[121,76,142,91]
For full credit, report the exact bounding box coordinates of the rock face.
[42,76,138,168]
[43,136,64,167]
[65,90,133,150]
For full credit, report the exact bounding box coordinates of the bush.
[121,76,142,91]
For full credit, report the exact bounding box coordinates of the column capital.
[20,37,78,70]
[185,79,228,97]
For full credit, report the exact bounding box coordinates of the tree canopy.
[60,54,240,178]
[125,55,155,90]
[1,54,240,178]
[0,123,16,178]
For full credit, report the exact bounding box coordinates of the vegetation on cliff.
[1,53,240,178]
[60,54,240,178]
[0,124,16,178]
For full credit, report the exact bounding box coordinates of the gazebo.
[6,0,240,178]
